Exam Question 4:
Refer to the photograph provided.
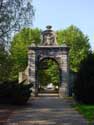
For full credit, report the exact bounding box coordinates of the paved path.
[0,93,88,125]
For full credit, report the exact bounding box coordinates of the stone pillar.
[28,49,38,96]
[59,51,69,98]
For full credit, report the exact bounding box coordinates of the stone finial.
[62,43,67,47]
[46,25,52,30]
[31,41,36,47]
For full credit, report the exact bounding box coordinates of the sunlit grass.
[74,103,94,123]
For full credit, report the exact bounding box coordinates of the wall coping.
[28,45,70,51]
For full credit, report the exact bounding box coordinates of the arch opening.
[37,57,61,93]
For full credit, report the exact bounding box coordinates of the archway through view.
[28,26,69,97]
[37,58,61,94]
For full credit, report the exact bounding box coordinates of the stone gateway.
[28,26,70,97]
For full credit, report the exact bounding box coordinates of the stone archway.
[28,26,70,97]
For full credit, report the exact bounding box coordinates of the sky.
[33,0,94,49]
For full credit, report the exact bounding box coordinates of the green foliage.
[9,25,91,86]
[0,45,11,81]
[0,0,34,45]
[10,28,41,80]
[38,59,60,87]
[57,25,90,72]
[74,53,94,104]
[74,104,94,123]
[0,80,32,105]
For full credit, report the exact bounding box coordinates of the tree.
[0,44,11,81]
[57,25,90,72]
[0,0,34,45]
[74,53,94,104]
[10,28,41,80]
[38,59,60,87]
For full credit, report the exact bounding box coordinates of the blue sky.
[33,0,94,49]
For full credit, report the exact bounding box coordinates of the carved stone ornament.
[41,25,58,46]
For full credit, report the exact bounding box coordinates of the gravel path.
[0,93,88,125]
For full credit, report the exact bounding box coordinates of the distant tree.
[38,59,60,87]
[57,25,90,72]
[0,0,34,46]
[10,28,41,80]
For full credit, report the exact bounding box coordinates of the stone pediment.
[40,25,58,46]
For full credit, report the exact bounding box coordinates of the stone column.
[59,51,69,97]
[28,49,38,96]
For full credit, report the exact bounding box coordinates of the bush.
[74,53,94,104]
[0,80,32,105]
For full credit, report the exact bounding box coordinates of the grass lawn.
[74,103,94,123]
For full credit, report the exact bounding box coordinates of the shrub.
[0,80,32,105]
[74,53,94,104]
